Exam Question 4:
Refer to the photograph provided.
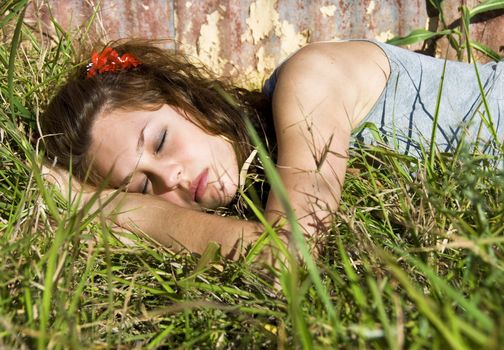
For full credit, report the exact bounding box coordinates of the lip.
[189,168,209,203]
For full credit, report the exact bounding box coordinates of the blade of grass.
[468,0,504,18]
[240,191,290,264]
[461,6,500,147]
[7,1,27,119]
[367,276,396,349]
[0,1,27,35]
[338,238,367,308]
[383,252,471,350]
[469,40,503,62]
[428,56,448,171]
[245,118,336,319]
[147,324,175,350]
[38,223,68,350]
[397,248,493,330]
[387,29,452,46]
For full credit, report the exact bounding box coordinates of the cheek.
[221,148,240,199]
[217,136,237,163]
[227,145,240,181]
[226,179,239,199]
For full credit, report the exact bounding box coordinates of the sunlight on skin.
[88,105,240,210]
[41,41,391,258]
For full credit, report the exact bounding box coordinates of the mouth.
[189,168,209,203]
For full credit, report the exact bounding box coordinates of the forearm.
[264,155,345,238]
[265,185,336,238]
[44,165,276,259]
[100,192,265,259]
[42,163,97,205]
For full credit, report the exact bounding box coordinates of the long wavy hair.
[41,39,273,185]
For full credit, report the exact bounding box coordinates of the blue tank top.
[263,40,504,158]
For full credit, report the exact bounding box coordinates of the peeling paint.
[241,1,307,60]
[278,20,308,60]
[197,10,225,74]
[319,5,337,17]
[239,46,277,89]
[242,65,265,90]
[375,30,394,42]
[366,1,376,15]
[35,0,455,75]
[241,0,280,44]
[255,46,275,75]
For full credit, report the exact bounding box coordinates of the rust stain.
[277,19,308,60]
[437,0,504,62]
[26,0,502,80]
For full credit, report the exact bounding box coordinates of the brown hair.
[41,39,273,185]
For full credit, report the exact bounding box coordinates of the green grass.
[2,1,504,349]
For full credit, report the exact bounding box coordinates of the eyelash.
[156,129,167,154]
[141,177,149,194]
[141,129,167,194]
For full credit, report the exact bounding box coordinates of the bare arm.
[266,41,390,235]
[43,41,389,257]
[42,164,264,258]
[101,192,264,258]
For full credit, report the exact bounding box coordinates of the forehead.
[89,108,152,186]
[94,107,151,131]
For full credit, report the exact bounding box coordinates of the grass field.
[1,1,504,349]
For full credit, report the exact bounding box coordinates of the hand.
[41,163,96,206]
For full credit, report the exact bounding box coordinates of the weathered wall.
[27,0,503,84]
[438,0,504,62]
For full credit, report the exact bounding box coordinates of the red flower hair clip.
[86,47,141,78]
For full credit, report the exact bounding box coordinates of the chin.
[222,183,239,206]
[205,182,238,209]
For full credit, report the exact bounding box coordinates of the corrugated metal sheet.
[439,0,504,62]
[27,0,502,82]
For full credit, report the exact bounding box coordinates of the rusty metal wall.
[438,0,504,62]
[27,0,503,83]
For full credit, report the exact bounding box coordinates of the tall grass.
[1,1,504,349]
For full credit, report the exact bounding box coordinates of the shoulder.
[272,40,390,128]
[275,41,389,86]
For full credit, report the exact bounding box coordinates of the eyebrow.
[137,123,147,156]
[119,123,148,188]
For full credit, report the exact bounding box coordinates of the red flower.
[86,47,141,78]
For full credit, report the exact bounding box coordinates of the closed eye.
[142,129,166,194]
[156,129,167,154]
[141,177,149,194]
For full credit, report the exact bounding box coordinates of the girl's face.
[89,104,240,209]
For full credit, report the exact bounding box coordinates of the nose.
[153,163,184,192]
